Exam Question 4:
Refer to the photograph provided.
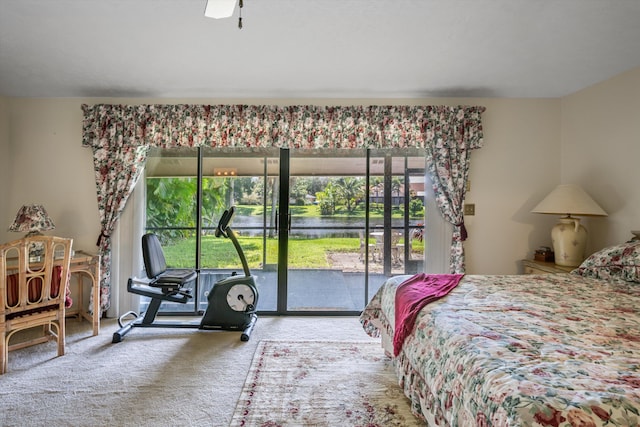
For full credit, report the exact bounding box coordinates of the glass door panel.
[200,147,280,313]
[405,168,426,273]
[368,153,403,277]
[143,147,426,317]
[367,151,426,278]
[286,149,369,313]
[144,147,199,314]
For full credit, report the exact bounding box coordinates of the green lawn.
[162,234,422,269]
[161,203,423,268]
[163,235,360,269]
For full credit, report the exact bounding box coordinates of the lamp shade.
[8,204,56,234]
[531,185,606,267]
[531,184,607,217]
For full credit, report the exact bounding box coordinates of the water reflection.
[227,215,422,238]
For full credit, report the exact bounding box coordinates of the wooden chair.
[0,235,73,374]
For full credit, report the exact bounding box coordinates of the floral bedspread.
[360,274,640,426]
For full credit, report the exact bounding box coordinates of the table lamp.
[8,204,56,236]
[531,184,607,267]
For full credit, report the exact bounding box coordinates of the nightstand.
[522,259,574,274]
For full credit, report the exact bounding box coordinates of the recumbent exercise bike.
[112,206,258,343]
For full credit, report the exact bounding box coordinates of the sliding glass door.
[143,147,426,316]
[275,148,426,314]
[367,152,426,277]
[199,148,281,313]
[284,149,371,313]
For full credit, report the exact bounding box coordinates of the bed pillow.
[572,239,640,282]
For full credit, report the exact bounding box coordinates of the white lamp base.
[551,217,587,267]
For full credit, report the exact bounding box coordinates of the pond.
[228,215,422,238]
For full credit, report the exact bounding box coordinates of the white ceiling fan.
[204,0,239,19]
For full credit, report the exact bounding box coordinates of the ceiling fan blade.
[204,0,237,19]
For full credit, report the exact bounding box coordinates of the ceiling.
[2,0,640,99]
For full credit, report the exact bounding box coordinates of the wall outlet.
[464,203,475,216]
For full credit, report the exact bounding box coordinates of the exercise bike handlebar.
[216,207,251,277]
[215,208,233,238]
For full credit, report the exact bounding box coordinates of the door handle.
[287,211,291,232]
[275,210,279,232]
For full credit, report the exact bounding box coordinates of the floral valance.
[82,103,486,313]
[82,104,485,151]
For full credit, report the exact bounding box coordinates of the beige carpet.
[230,340,423,427]
[0,316,416,427]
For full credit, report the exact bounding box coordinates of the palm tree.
[146,177,227,242]
[146,177,197,241]
[316,181,337,215]
[335,177,364,213]
[201,177,228,232]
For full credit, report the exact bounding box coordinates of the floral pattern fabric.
[90,143,149,311]
[425,142,471,273]
[82,104,485,151]
[82,104,485,311]
[573,239,640,283]
[361,274,640,426]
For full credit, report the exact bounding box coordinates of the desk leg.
[69,264,101,336]
[92,266,100,336]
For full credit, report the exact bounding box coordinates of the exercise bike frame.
[112,207,258,343]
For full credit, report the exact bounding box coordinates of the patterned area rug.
[230,340,424,426]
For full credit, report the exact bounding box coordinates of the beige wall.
[0,99,99,250]
[463,98,562,273]
[0,98,10,232]
[8,72,640,274]
[560,67,640,251]
[1,96,566,274]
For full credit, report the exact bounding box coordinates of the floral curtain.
[424,108,484,273]
[82,104,485,311]
[83,105,151,310]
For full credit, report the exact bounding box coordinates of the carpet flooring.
[230,340,423,426]
[0,316,420,426]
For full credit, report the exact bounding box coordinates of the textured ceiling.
[1,0,640,99]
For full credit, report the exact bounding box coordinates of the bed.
[360,238,640,426]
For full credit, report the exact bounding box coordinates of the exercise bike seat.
[142,233,197,287]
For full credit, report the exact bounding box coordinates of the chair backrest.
[142,234,167,279]
[1,235,73,320]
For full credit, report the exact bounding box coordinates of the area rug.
[229,340,424,426]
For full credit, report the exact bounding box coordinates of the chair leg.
[1,333,6,375]
[57,320,65,357]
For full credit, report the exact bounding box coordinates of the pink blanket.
[393,273,464,356]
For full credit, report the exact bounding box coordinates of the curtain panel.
[82,103,485,311]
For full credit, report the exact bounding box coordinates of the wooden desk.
[66,251,101,336]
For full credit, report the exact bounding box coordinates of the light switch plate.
[464,203,475,216]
